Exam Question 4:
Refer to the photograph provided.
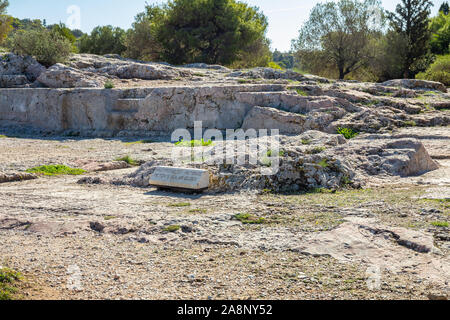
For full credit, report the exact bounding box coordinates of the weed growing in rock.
[318,159,329,168]
[26,165,86,176]
[169,202,191,207]
[164,225,181,232]
[337,127,359,139]
[114,156,139,166]
[0,135,7,138]
[431,221,449,228]
[175,139,214,147]
[234,213,266,224]
[104,80,114,89]
[403,120,417,127]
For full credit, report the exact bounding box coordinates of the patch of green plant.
[306,146,326,154]
[266,149,285,157]
[169,202,191,207]
[234,213,266,225]
[114,156,139,166]
[163,225,181,232]
[0,135,7,138]
[175,139,214,147]
[301,139,312,145]
[104,216,117,221]
[337,127,359,139]
[26,165,86,176]
[294,88,308,96]
[0,267,21,301]
[416,55,450,86]
[317,159,329,168]
[431,221,449,228]
[238,79,252,84]
[268,61,283,70]
[104,80,114,89]
[193,72,205,77]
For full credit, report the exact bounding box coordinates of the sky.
[6,0,445,52]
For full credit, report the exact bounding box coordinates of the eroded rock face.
[0,53,46,87]
[382,79,448,93]
[37,63,105,88]
[0,172,37,183]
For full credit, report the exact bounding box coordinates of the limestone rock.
[37,63,104,88]
[0,53,46,82]
[382,79,447,93]
[242,106,307,134]
[0,172,37,183]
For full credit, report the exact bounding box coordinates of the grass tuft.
[175,139,214,147]
[337,127,359,139]
[431,221,449,228]
[234,213,266,225]
[0,267,21,300]
[169,202,191,208]
[26,165,86,176]
[114,156,139,166]
[163,225,181,232]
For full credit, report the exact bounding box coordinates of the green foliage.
[163,225,181,232]
[317,159,329,168]
[234,213,265,224]
[104,80,114,89]
[78,25,126,55]
[7,27,72,67]
[175,139,213,147]
[387,0,433,78]
[0,134,6,138]
[431,221,449,227]
[131,0,270,67]
[416,54,450,86]
[0,267,21,301]
[114,156,139,166]
[293,0,385,79]
[50,23,77,52]
[430,11,450,54]
[337,127,359,139]
[26,165,86,176]
[272,49,295,69]
[168,202,191,207]
[268,61,283,70]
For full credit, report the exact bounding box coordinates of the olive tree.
[292,0,384,79]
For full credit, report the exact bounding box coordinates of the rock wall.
[0,84,289,135]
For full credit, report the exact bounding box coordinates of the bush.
[268,61,283,70]
[7,27,72,67]
[416,55,450,86]
[337,127,359,139]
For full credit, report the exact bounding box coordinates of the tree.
[430,11,450,54]
[131,0,270,66]
[123,5,165,61]
[387,0,433,78]
[49,23,77,52]
[78,25,126,55]
[292,0,384,80]
[0,0,12,45]
[439,2,449,15]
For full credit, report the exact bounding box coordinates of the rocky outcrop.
[37,63,105,88]
[242,106,307,134]
[382,79,448,93]
[0,53,46,87]
[228,67,330,83]
[0,172,37,183]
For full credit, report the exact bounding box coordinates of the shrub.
[268,61,283,70]
[416,55,450,86]
[104,80,114,89]
[7,27,72,67]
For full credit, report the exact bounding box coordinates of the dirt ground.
[0,127,448,300]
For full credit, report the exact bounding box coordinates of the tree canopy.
[292,0,384,79]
